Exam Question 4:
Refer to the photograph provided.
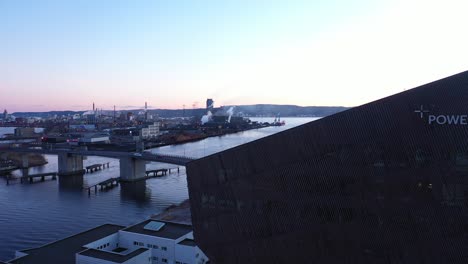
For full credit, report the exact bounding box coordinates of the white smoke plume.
[201,111,213,124]
[227,106,235,123]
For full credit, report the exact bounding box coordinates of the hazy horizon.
[6,103,348,114]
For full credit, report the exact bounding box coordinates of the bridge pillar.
[21,154,29,168]
[119,157,146,181]
[20,154,30,177]
[58,153,84,175]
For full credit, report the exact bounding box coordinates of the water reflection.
[120,181,151,202]
[21,168,29,177]
[59,173,84,190]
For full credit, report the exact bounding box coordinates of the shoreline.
[152,199,192,225]
[3,153,48,168]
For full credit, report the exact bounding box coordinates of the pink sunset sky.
[2,0,468,112]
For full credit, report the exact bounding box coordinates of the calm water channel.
[0,117,317,260]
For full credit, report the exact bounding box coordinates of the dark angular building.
[186,71,468,263]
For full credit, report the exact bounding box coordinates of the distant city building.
[9,220,208,264]
[14,127,35,137]
[3,109,7,120]
[111,127,140,142]
[127,112,134,121]
[187,71,468,263]
[119,113,126,122]
[13,117,26,124]
[78,134,110,144]
[141,122,160,139]
[69,124,97,132]
[206,99,214,111]
[86,114,96,124]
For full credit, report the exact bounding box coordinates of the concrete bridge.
[2,146,194,181]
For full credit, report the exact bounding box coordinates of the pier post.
[22,168,29,178]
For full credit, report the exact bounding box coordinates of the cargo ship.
[271,115,285,126]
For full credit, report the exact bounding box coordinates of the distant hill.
[143,104,350,118]
[11,111,84,118]
[226,104,349,117]
[12,105,349,118]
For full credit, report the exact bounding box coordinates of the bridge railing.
[1,145,198,164]
[146,153,196,161]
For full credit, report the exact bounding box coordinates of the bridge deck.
[2,147,195,166]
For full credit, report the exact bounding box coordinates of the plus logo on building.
[414,105,430,119]
[414,105,468,125]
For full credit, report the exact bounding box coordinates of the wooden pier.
[145,169,168,177]
[145,167,180,178]
[20,172,57,183]
[85,166,180,194]
[85,162,110,173]
[86,177,120,195]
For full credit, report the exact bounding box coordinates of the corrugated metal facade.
[187,71,468,263]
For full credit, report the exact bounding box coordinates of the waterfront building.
[111,127,140,142]
[186,71,468,263]
[9,220,208,264]
[141,122,161,139]
[10,224,123,264]
[14,127,35,137]
[78,133,110,144]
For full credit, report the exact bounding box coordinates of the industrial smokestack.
[206,98,214,110]
[145,102,148,120]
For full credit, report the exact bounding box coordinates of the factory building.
[186,71,468,263]
[206,99,214,111]
[141,122,160,139]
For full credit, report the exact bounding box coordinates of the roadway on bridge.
[2,147,194,166]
